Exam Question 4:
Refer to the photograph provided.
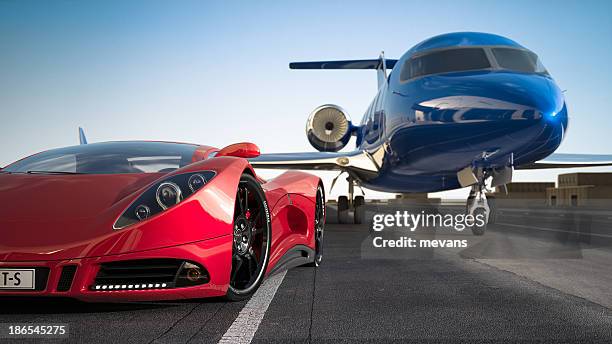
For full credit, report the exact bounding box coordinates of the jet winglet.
[79,127,88,145]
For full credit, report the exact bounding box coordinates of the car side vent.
[57,265,77,292]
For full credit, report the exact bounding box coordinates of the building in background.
[490,182,553,209]
[547,173,612,208]
[487,173,612,208]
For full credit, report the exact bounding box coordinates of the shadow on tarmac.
[0,296,226,314]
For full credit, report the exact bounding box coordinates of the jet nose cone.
[412,72,566,126]
[506,74,565,121]
[491,73,568,161]
[388,71,568,176]
[508,74,568,145]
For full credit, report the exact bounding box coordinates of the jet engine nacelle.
[306,104,352,152]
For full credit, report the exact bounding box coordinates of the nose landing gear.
[465,167,499,236]
[467,185,490,236]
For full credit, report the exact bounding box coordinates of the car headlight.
[156,182,183,210]
[114,171,216,230]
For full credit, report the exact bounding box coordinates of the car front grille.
[94,259,182,287]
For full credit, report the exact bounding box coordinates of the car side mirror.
[216,142,261,158]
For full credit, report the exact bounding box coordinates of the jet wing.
[517,153,612,169]
[249,149,386,179]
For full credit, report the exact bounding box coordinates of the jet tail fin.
[79,127,88,145]
[377,51,389,89]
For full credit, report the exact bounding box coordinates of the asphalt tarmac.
[2,205,612,343]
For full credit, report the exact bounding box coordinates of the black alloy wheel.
[226,174,271,301]
[307,185,325,267]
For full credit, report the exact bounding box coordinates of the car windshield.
[491,47,548,74]
[2,141,199,174]
[401,48,491,80]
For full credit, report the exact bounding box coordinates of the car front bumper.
[0,235,232,302]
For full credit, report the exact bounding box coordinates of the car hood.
[0,173,162,261]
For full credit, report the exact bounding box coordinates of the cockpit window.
[3,141,198,174]
[400,48,490,81]
[399,46,550,82]
[491,47,548,75]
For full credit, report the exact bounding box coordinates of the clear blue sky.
[1,0,611,198]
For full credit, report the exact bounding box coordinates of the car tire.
[225,173,272,301]
[306,185,325,267]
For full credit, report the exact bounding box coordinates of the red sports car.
[0,140,325,301]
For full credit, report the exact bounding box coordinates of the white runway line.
[218,270,287,344]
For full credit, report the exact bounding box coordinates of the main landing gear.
[337,177,366,224]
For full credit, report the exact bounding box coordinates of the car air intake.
[92,259,209,291]
[57,265,77,292]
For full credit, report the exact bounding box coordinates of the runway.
[2,205,612,343]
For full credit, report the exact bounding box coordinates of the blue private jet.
[251,32,612,234]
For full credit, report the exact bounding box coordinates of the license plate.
[0,269,35,290]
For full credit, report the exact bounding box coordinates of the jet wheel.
[354,196,365,224]
[338,196,350,224]
[471,207,487,236]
